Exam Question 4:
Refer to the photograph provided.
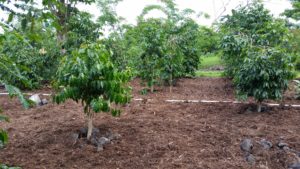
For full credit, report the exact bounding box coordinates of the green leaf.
[55,42,131,121]
[7,13,14,23]
[0,130,8,145]
[4,84,29,109]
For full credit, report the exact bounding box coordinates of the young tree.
[234,49,294,112]
[135,18,165,93]
[66,11,100,52]
[220,3,294,111]
[54,43,131,140]
[135,0,202,92]
[220,3,289,77]
[178,19,201,76]
[96,0,130,71]
[1,0,97,53]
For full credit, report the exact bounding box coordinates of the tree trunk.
[257,102,262,113]
[150,85,154,93]
[87,113,93,140]
[57,31,67,54]
[169,74,173,93]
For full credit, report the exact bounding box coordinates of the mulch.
[0,78,299,169]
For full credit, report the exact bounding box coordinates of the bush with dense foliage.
[54,43,131,139]
[288,29,300,70]
[220,3,290,77]
[220,3,294,111]
[128,0,202,92]
[0,28,60,89]
[234,49,294,112]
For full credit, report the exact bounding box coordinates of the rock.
[240,139,253,153]
[277,142,289,149]
[245,153,255,165]
[70,133,79,145]
[283,146,290,151]
[259,139,273,150]
[288,163,300,169]
[108,133,121,141]
[97,145,104,152]
[97,137,110,146]
[90,137,98,146]
[29,94,42,106]
[0,140,4,149]
[41,98,48,105]
[78,128,88,138]
[92,128,100,136]
[71,133,79,140]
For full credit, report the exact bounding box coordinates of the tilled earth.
[0,78,299,169]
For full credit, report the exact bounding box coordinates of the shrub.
[54,43,131,139]
[220,3,290,77]
[0,30,60,89]
[234,49,294,112]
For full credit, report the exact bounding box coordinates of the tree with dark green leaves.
[220,3,290,77]
[134,0,201,92]
[283,0,300,21]
[1,24,60,88]
[66,11,101,52]
[197,26,220,54]
[96,0,130,71]
[234,49,294,112]
[283,0,300,70]
[136,18,165,92]
[220,3,294,112]
[54,43,131,140]
[1,0,102,88]
[0,0,97,52]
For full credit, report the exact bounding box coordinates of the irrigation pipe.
[164,99,300,108]
[0,93,52,96]
[0,92,299,108]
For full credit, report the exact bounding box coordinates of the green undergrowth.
[195,71,224,78]
[199,53,223,70]
[0,164,21,169]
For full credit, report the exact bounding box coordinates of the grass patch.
[199,53,223,69]
[196,71,224,78]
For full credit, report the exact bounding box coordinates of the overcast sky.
[77,0,293,26]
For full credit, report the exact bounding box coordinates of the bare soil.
[0,78,299,169]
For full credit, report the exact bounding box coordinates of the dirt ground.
[0,78,299,169]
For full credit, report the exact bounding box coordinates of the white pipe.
[1,93,299,108]
[0,93,52,96]
[164,99,300,108]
